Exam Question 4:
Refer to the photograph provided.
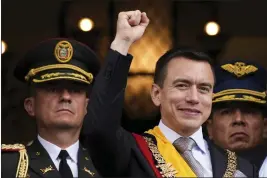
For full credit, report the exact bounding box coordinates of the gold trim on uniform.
[25,64,93,84]
[83,167,95,176]
[40,165,55,174]
[17,147,29,178]
[213,89,266,99]
[2,144,25,150]
[221,62,258,77]
[213,94,266,104]
[33,76,90,84]
[41,72,87,81]
[2,144,29,178]
[223,150,237,177]
[54,40,73,63]
[143,136,177,178]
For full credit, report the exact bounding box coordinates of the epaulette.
[1,144,29,177]
[2,143,25,152]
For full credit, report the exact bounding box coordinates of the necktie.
[173,137,204,177]
[58,150,73,178]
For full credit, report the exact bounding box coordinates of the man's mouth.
[57,109,73,114]
[178,108,201,116]
[231,132,248,137]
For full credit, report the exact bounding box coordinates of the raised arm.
[82,10,149,176]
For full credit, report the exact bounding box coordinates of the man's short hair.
[154,47,214,87]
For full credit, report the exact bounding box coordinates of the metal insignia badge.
[221,62,258,77]
[54,40,73,63]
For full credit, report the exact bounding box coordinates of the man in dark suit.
[206,60,267,175]
[2,38,100,178]
[82,10,258,177]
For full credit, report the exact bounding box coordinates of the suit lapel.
[237,156,256,177]
[78,145,99,177]
[206,138,228,177]
[27,140,61,178]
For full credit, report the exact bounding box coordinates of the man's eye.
[243,108,261,115]
[220,109,232,115]
[176,83,188,89]
[199,87,210,93]
[66,87,86,93]
[47,87,58,93]
[71,89,83,93]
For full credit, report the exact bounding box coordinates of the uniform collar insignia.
[40,165,55,174]
[83,166,95,176]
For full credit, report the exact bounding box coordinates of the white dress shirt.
[38,135,79,177]
[259,156,267,177]
[158,120,213,177]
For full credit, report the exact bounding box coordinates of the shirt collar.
[158,120,207,153]
[66,140,79,163]
[37,135,79,163]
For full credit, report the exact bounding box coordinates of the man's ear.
[24,97,35,117]
[151,83,161,107]
[206,119,213,140]
[84,98,89,115]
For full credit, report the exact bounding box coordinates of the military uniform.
[1,38,100,178]
[2,142,98,178]
[81,50,258,177]
[213,60,267,173]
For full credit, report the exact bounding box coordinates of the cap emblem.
[221,62,258,77]
[54,40,73,63]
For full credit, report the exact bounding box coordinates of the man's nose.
[60,89,72,102]
[232,109,246,126]
[185,86,200,105]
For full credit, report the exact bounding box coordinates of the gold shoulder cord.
[2,144,29,177]
[223,150,237,178]
[16,148,29,178]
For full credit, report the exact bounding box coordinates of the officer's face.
[207,102,264,151]
[151,57,214,136]
[24,81,89,131]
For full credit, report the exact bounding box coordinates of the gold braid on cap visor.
[212,89,266,104]
[213,89,266,98]
[24,64,93,84]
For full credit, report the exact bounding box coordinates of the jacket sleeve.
[81,49,134,176]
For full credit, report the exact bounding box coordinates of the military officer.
[207,60,267,173]
[2,38,100,178]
